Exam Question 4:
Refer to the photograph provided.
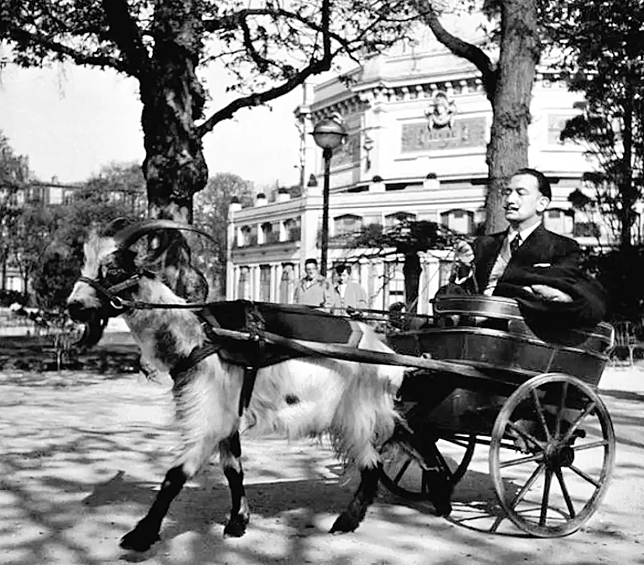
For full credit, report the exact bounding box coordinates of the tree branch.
[413,0,498,100]
[101,0,152,80]
[197,0,336,137]
[7,28,128,73]
[197,53,334,136]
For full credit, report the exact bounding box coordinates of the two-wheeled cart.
[378,295,616,537]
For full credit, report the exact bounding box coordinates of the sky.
[0,61,303,189]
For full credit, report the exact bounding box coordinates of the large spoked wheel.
[379,433,476,500]
[489,373,615,537]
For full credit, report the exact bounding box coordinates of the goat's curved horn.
[113,219,215,249]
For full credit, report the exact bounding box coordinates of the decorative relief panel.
[401,117,486,152]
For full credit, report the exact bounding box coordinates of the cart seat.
[387,295,613,388]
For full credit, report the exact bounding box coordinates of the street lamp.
[311,117,347,276]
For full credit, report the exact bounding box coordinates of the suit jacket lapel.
[508,223,550,268]
[475,231,507,290]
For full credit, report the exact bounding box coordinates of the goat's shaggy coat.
[67,228,405,552]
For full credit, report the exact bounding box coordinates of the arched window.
[543,208,573,235]
[440,209,474,234]
[334,214,363,236]
[384,211,416,227]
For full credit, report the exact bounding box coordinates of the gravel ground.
[1,365,643,565]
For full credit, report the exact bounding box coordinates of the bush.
[584,245,644,323]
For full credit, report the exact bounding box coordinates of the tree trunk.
[485,0,540,234]
[139,1,208,223]
[403,253,421,313]
[620,93,634,248]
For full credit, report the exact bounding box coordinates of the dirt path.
[1,367,643,565]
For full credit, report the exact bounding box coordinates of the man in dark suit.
[451,168,606,327]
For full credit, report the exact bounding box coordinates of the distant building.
[225,43,616,313]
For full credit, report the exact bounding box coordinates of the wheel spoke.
[561,401,596,444]
[540,468,553,526]
[569,464,601,488]
[531,388,552,442]
[555,467,576,519]
[506,463,546,510]
[393,457,412,484]
[499,452,544,469]
[507,420,544,452]
[555,381,569,439]
[572,439,609,452]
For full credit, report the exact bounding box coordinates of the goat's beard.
[74,312,109,348]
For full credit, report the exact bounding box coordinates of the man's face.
[304,262,318,279]
[337,270,350,284]
[503,173,549,230]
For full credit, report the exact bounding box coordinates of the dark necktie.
[510,234,522,255]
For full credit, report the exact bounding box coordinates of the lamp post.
[311,117,347,276]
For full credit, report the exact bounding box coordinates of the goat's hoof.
[433,501,452,517]
[224,514,249,538]
[329,512,359,534]
[120,523,160,552]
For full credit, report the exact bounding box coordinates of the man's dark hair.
[335,264,352,275]
[514,167,552,199]
[304,258,318,267]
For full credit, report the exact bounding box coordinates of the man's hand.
[526,284,573,303]
[454,240,475,265]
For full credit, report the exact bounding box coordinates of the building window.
[573,222,601,238]
[237,267,250,299]
[260,222,273,244]
[283,218,301,242]
[384,211,416,227]
[334,214,363,236]
[543,208,573,235]
[280,263,295,303]
[383,262,405,310]
[259,265,271,302]
[440,209,474,234]
[239,226,251,247]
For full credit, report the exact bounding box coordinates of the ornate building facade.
[225,43,607,314]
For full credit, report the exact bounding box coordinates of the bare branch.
[7,28,127,72]
[197,52,335,137]
[413,0,497,100]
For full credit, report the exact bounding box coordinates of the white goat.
[66,220,405,552]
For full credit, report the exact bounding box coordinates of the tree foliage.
[555,0,644,248]
[1,0,415,222]
[0,131,30,291]
[351,219,457,311]
[193,172,255,298]
[29,163,146,310]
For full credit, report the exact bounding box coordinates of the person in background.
[332,264,368,315]
[446,167,606,328]
[293,258,333,307]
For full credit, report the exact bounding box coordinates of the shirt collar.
[509,221,541,242]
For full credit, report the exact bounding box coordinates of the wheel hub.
[544,442,575,469]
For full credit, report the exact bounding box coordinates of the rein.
[77,273,217,312]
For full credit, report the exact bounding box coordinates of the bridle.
[76,272,146,314]
[76,270,215,313]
